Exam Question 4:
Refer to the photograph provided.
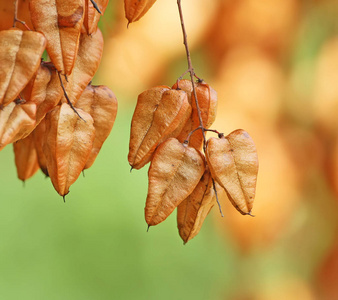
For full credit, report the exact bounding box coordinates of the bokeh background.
[1,0,338,299]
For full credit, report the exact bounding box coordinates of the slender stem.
[13,0,18,27]
[177,0,207,152]
[57,72,85,121]
[13,0,31,30]
[212,179,224,217]
[90,0,102,14]
[183,126,202,144]
[177,0,224,218]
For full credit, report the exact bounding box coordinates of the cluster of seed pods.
[129,79,259,243]
[0,0,118,199]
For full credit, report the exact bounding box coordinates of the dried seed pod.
[124,0,157,24]
[0,29,46,107]
[75,85,118,169]
[43,103,95,196]
[177,167,216,244]
[172,80,217,150]
[129,87,191,169]
[84,0,109,34]
[32,118,49,176]
[189,81,217,149]
[172,79,194,143]
[145,138,205,226]
[30,0,84,75]
[206,129,259,215]
[13,134,40,182]
[63,29,104,106]
[22,62,63,125]
[0,102,37,150]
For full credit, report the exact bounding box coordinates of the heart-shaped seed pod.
[172,80,217,150]
[32,118,49,176]
[22,62,64,125]
[145,138,205,226]
[0,102,37,150]
[189,81,217,150]
[124,0,157,24]
[30,0,84,75]
[172,79,194,143]
[177,167,216,244]
[83,0,109,34]
[206,129,259,215]
[43,103,96,197]
[0,29,46,108]
[129,87,191,169]
[13,133,40,182]
[75,85,118,169]
[63,29,104,106]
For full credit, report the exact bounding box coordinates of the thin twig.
[57,72,85,121]
[212,179,224,217]
[177,0,207,152]
[90,0,102,14]
[13,0,31,30]
[183,126,202,144]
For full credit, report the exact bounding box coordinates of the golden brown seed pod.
[0,29,46,108]
[75,85,118,169]
[145,138,205,226]
[43,103,96,197]
[22,62,63,125]
[63,29,104,106]
[177,167,216,244]
[13,134,40,182]
[124,0,157,24]
[30,0,84,75]
[172,80,217,150]
[32,118,49,176]
[0,102,37,151]
[83,0,109,35]
[128,87,191,170]
[206,129,259,215]
[189,81,217,149]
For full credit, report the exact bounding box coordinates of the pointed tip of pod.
[247,211,255,217]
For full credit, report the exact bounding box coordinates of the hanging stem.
[177,0,207,152]
[57,72,85,121]
[13,0,31,30]
[177,1,224,217]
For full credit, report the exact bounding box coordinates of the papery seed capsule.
[124,0,157,24]
[13,134,40,182]
[177,167,216,243]
[30,0,84,75]
[145,138,205,226]
[128,87,191,169]
[75,85,118,169]
[206,129,259,215]
[32,118,49,176]
[172,80,217,150]
[83,0,109,34]
[43,103,95,196]
[0,102,37,151]
[0,29,46,107]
